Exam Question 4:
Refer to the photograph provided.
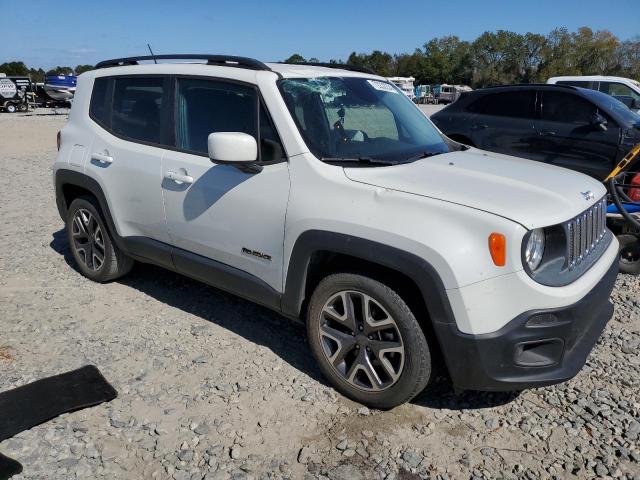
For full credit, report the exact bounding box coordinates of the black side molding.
[170,247,281,311]
[281,230,455,325]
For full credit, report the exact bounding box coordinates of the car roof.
[548,75,640,85]
[477,83,579,92]
[92,54,383,80]
[266,63,382,79]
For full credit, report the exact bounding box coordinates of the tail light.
[629,173,640,202]
[56,131,61,151]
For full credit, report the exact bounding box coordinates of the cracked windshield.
[279,76,450,163]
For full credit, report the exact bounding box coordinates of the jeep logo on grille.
[580,190,595,201]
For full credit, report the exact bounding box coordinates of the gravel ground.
[0,112,639,480]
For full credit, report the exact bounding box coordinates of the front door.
[466,89,540,160]
[161,78,290,292]
[535,90,620,179]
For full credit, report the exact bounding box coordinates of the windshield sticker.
[367,80,398,94]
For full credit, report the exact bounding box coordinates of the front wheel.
[5,103,16,113]
[307,273,432,409]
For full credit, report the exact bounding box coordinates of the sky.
[1,0,638,69]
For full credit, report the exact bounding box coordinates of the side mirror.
[631,99,640,110]
[590,113,608,132]
[208,132,262,172]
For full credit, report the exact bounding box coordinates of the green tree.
[284,53,305,63]
[347,50,394,76]
[75,64,94,75]
[538,27,577,79]
[46,66,74,76]
[471,30,526,86]
[29,68,45,83]
[0,61,30,76]
[570,27,619,75]
[614,38,640,78]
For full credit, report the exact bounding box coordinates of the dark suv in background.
[431,84,640,179]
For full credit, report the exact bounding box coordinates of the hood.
[343,148,606,229]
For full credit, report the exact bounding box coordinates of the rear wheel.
[307,273,431,409]
[66,197,133,282]
[618,234,640,275]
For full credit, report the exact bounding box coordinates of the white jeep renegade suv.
[54,55,619,408]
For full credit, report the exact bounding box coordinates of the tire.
[66,196,133,282]
[307,273,431,409]
[5,103,16,113]
[18,104,27,112]
[617,234,640,275]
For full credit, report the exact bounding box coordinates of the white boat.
[43,75,77,101]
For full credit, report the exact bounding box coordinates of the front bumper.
[433,258,618,391]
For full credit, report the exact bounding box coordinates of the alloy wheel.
[71,209,106,271]
[318,290,405,392]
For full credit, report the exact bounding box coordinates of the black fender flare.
[280,230,456,327]
[54,169,174,268]
[55,169,121,242]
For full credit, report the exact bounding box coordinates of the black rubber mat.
[0,365,117,478]
[0,453,22,480]
[0,365,117,442]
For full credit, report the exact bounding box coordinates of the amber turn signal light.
[488,233,506,266]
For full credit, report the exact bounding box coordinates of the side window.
[557,80,592,89]
[599,81,640,101]
[176,78,257,155]
[259,102,285,161]
[541,91,597,124]
[89,77,110,127]
[467,91,536,118]
[112,77,165,145]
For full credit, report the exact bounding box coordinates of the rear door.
[535,90,620,179]
[87,75,171,243]
[161,77,290,292]
[465,89,539,159]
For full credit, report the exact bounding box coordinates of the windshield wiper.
[321,156,397,166]
[405,151,443,162]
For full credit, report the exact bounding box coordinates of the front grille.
[566,197,608,270]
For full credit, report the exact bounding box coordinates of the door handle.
[538,131,556,136]
[164,171,194,185]
[471,124,489,130]
[91,152,113,164]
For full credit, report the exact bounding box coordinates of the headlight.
[524,228,545,270]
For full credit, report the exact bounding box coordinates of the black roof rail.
[279,62,376,75]
[479,83,578,90]
[95,54,272,71]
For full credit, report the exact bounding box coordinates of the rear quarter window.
[467,91,536,118]
[89,77,110,127]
